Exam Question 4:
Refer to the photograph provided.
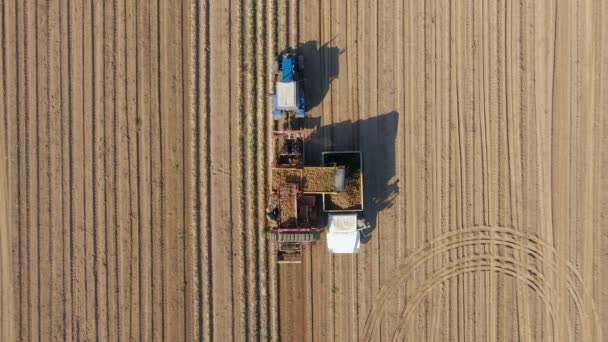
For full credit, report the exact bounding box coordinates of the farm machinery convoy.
[266,50,369,263]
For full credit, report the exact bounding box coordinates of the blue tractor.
[272,51,306,120]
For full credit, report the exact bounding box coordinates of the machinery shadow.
[295,40,341,111]
[304,111,400,243]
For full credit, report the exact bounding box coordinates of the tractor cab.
[273,53,306,119]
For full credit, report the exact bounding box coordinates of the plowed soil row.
[0,1,277,341]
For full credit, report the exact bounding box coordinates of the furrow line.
[181,1,196,339]
[208,0,234,338]
[190,0,203,340]
[111,0,122,338]
[15,0,21,327]
[243,0,257,339]
[157,0,166,337]
[92,1,108,340]
[277,0,286,52]
[258,0,272,339]
[22,0,33,339]
[66,0,77,339]
[102,1,118,339]
[133,0,146,339]
[81,0,94,339]
[230,0,246,339]
[47,2,64,340]
[14,0,24,339]
[255,0,268,339]
[89,0,99,339]
[0,0,13,338]
[59,0,70,339]
[35,1,51,339]
[32,0,43,338]
[147,0,163,339]
[123,0,133,339]
[199,0,213,339]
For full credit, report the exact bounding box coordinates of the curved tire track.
[362,226,602,342]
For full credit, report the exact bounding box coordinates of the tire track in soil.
[148,0,164,339]
[161,0,187,339]
[134,1,152,340]
[243,0,259,337]
[35,1,51,339]
[24,0,39,340]
[0,0,11,338]
[16,0,26,340]
[191,0,203,340]
[92,2,108,340]
[362,226,602,341]
[391,260,559,342]
[2,3,19,341]
[505,1,534,340]
[243,0,256,340]
[75,1,87,340]
[81,3,98,340]
[471,1,486,338]
[181,3,194,341]
[113,1,131,339]
[125,0,141,339]
[62,0,74,339]
[103,0,119,338]
[229,0,245,340]
[5,2,23,339]
[81,1,95,340]
[208,0,235,339]
[49,2,65,340]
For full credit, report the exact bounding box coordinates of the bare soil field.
[0,0,276,341]
[1,1,607,342]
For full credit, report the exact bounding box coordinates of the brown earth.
[1,1,608,342]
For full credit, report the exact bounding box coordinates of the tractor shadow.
[294,40,341,111]
[304,111,400,243]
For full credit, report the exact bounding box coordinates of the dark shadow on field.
[304,111,400,243]
[282,40,340,111]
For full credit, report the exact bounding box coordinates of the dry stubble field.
[1,0,608,341]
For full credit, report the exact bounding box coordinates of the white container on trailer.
[326,213,361,254]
